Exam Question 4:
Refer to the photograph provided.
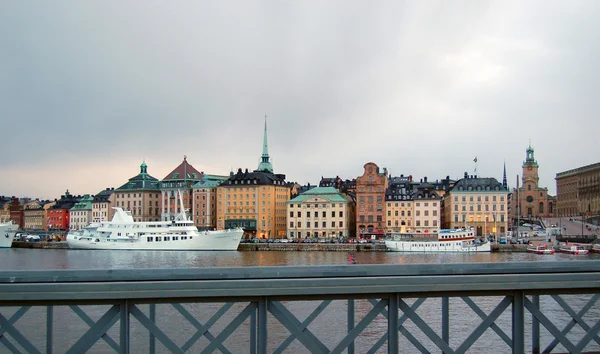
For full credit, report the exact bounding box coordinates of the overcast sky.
[1,1,598,199]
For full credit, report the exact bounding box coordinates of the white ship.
[385,228,491,253]
[67,200,243,251]
[0,219,18,248]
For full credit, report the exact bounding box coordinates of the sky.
[1,1,598,200]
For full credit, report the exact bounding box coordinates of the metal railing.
[0,261,599,353]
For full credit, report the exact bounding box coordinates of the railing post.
[250,307,257,354]
[120,300,130,354]
[512,291,524,354]
[388,294,398,354]
[258,297,267,354]
[442,296,449,353]
[348,299,355,354]
[532,295,539,354]
[46,305,53,354]
[149,303,155,354]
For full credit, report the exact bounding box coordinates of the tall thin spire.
[257,115,274,173]
[502,161,507,190]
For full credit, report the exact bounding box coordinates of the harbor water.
[1,249,599,353]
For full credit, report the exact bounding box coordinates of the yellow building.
[215,118,290,239]
[443,174,509,236]
[192,175,228,230]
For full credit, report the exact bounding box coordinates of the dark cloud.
[1,1,598,198]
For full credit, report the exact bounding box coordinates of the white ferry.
[385,228,491,253]
[67,207,243,251]
[0,219,17,248]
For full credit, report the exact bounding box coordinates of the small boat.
[591,244,600,253]
[527,244,555,255]
[558,243,589,255]
[0,218,18,248]
[385,227,491,253]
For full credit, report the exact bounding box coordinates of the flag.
[473,157,478,163]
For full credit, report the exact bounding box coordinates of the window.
[307,222,311,228]
[331,221,335,227]
[290,222,294,228]
[307,211,311,217]
[322,221,326,228]
[339,211,343,217]
[332,211,336,217]
[322,211,326,217]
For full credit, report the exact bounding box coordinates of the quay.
[0,261,598,353]
[10,241,545,252]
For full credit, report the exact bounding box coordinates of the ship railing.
[0,261,599,353]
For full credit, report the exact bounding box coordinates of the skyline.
[2,1,598,199]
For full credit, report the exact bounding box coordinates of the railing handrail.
[1,261,600,284]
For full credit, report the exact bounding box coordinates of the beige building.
[192,175,228,230]
[92,188,115,223]
[556,162,600,217]
[412,182,441,234]
[287,187,355,239]
[114,162,161,222]
[443,174,509,236]
[160,157,203,221]
[23,200,44,230]
[356,162,388,237]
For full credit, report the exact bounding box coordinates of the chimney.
[424,177,428,183]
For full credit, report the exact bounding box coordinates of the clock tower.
[522,145,539,190]
[512,144,554,220]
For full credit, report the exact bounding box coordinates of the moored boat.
[526,244,555,255]
[385,228,490,252]
[558,243,589,255]
[67,203,243,251]
[0,219,18,248]
[591,244,600,253]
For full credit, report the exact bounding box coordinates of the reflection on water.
[1,249,599,353]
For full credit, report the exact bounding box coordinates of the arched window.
[539,202,544,214]
[528,185,531,191]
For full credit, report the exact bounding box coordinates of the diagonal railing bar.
[173,302,233,353]
[574,316,600,353]
[130,304,184,353]
[545,294,600,353]
[268,301,330,354]
[551,295,600,346]
[524,297,577,353]
[0,335,21,354]
[330,299,388,354]
[65,305,120,354]
[201,303,255,354]
[461,296,511,346]
[273,300,332,354]
[70,305,120,352]
[0,306,30,339]
[455,296,512,354]
[0,310,42,354]
[398,298,456,354]
[367,297,427,354]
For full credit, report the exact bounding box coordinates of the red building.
[47,190,80,231]
[9,198,25,229]
[355,162,389,237]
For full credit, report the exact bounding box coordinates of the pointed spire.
[502,161,507,190]
[257,115,274,173]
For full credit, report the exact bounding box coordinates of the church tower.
[522,145,539,190]
[257,116,274,173]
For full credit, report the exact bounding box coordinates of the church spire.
[257,115,274,173]
[502,161,507,190]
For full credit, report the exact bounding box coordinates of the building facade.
[47,190,80,232]
[192,175,228,230]
[114,162,161,222]
[92,188,115,223]
[23,200,44,230]
[443,174,509,236]
[511,145,555,220]
[556,162,600,217]
[286,187,355,239]
[355,162,388,237]
[160,157,203,221]
[411,180,442,234]
[69,195,93,230]
[385,175,413,233]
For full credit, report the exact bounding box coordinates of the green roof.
[192,175,229,189]
[70,195,93,211]
[287,186,349,203]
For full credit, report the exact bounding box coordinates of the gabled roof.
[192,175,229,189]
[288,186,350,203]
[451,177,507,193]
[71,195,94,211]
[162,156,203,182]
[93,188,114,202]
[221,168,287,187]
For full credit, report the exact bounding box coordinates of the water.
[1,249,599,353]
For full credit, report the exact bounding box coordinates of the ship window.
[182,236,187,240]
[156,237,162,241]
[173,236,178,241]
[165,237,170,241]
[147,237,153,242]
[190,236,193,239]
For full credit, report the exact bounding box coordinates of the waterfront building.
[9,198,26,229]
[42,201,56,231]
[216,119,290,239]
[385,175,413,233]
[114,162,161,222]
[192,175,228,230]
[443,173,509,236]
[23,200,45,230]
[160,157,203,221]
[92,188,115,223]
[319,176,357,195]
[556,162,600,218]
[69,195,93,230]
[47,190,80,232]
[355,162,388,237]
[412,178,442,234]
[286,186,355,239]
[510,145,555,220]
[0,197,11,221]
